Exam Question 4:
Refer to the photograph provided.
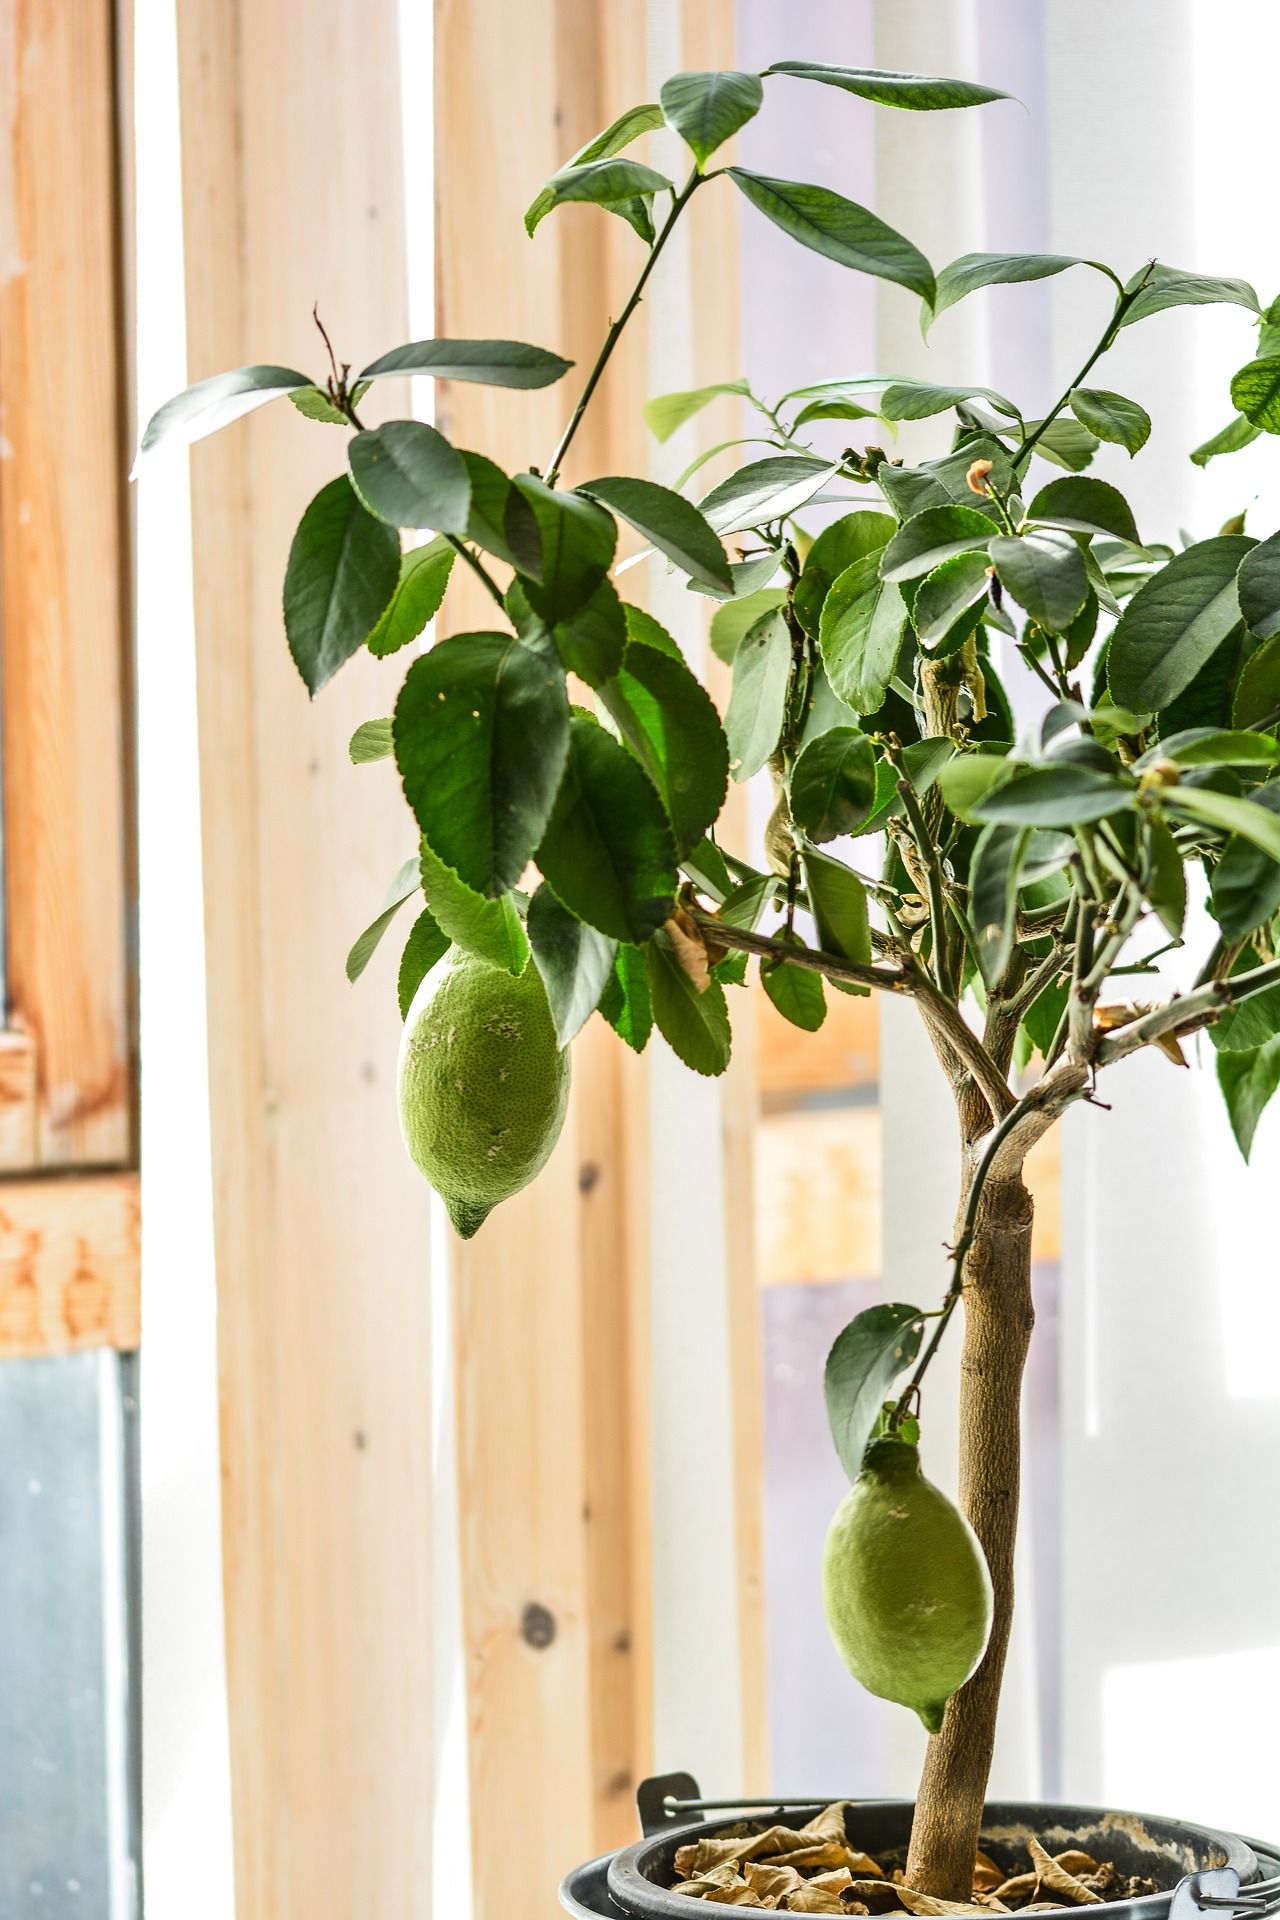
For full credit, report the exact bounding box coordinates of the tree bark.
[905,1153,1036,1898]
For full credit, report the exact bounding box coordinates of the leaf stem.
[1013,264,1154,475]
[545,170,703,485]
[445,533,506,607]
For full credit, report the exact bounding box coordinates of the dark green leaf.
[765,62,1009,112]
[1191,414,1260,469]
[760,936,826,1031]
[459,450,521,564]
[524,104,666,234]
[527,884,618,1046]
[1210,781,1280,940]
[1022,416,1099,472]
[1234,632,1280,729]
[419,839,529,974]
[1120,264,1259,327]
[1022,979,1068,1059]
[395,632,570,894]
[1237,531,1280,640]
[623,602,684,659]
[912,549,990,649]
[879,380,1020,423]
[349,421,471,533]
[801,847,871,982]
[928,252,1113,329]
[1026,476,1142,547]
[1231,356,1280,432]
[599,942,655,1051]
[537,714,676,940]
[937,748,1015,821]
[580,474,731,591]
[970,822,1027,988]
[1069,387,1151,456]
[990,530,1088,633]
[397,908,450,1018]
[859,737,954,836]
[643,378,750,441]
[346,855,421,982]
[537,157,673,220]
[823,1303,924,1482]
[1217,1036,1280,1160]
[661,69,763,165]
[724,608,791,781]
[973,765,1133,828]
[359,338,573,387]
[684,838,735,901]
[789,727,876,842]
[1144,815,1186,939]
[819,553,907,713]
[726,168,934,304]
[367,537,455,656]
[600,644,729,854]
[646,930,731,1075]
[709,587,787,664]
[699,453,839,534]
[805,510,897,582]
[1142,727,1280,769]
[284,476,401,695]
[137,363,311,460]
[1167,784,1280,865]
[719,874,777,930]
[511,474,617,620]
[881,504,994,582]
[1108,535,1254,711]
[349,717,393,763]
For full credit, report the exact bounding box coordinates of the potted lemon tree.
[140,57,1280,1920]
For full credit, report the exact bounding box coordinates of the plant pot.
[560,1799,1279,1920]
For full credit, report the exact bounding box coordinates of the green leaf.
[1217,1036,1280,1160]
[859,737,954,836]
[689,550,783,604]
[289,379,370,424]
[724,607,791,781]
[643,379,750,442]
[527,884,618,1046]
[698,453,839,534]
[937,749,1014,821]
[1234,632,1280,729]
[970,822,1028,988]
[1167,784,1280,865]
[366,537,455,656]
[709,587,787,664]
[726,168,935,304]
[765,62,1009,112]
[974,765,1133,828]
[349,421,471,533]
[684,838,735,901]
[1231,356,1280,432]
[912,549,990,649]
[1022,416,1098,472]
[1237,530,1280,640]
[790,389,881,429]
[801,846,871,983]
[284,476,401,695]
[358,338,574,387]
[928,252,1113,329]
[1142,728,1280,769]
[537,157,673,221]
[819,553,907,713]
[823,1303,924,1482]
[511,474,617,620]
[397,908,450,1018]
[395,632,570,895]
[1191,414,1260,469]
[660,69,763,165]
[880,504,994,582]
[599,943,654,1051]
[789,727,876,842]
[879,380,1020,423]
[1145,815,1187,939]
[419,840,529,974]
[760,936,826,1031]
[1026,476,1142,547]
[346,855,421,982]
[349,717,394,763]
[1120,264,1260,327]
[1069,388,1151,456]
[990,530,1088,633]
[524,104,666,235]
[646,929,731,1075]
[1108,535,1254,711]
[537,714,676,940]
[580,475,731,591]
[136,363,311,460]
[1210,781,1280,941]
[805,510,897,582]
[458,451,521,565]
[600,645,729,854]
[719,874,777,930]
[623,603,684,659]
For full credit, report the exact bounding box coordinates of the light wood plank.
[0,0,133,1169]
[174,4,433,1914]
[0,1033,39,1172]
[0,1170,139,1357]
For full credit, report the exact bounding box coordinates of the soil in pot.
[663,1803,1176,1914]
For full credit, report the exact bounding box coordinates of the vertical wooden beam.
[0,0,133,1170]
[174,5,433,1914]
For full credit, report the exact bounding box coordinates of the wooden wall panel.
[0,0,133,1170]
[175,4,433,1914]
[0,1170,140,1358]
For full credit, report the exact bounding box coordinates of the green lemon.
[397,948,571,1238]
[822,1433,993,1734]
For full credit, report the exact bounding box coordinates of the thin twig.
[915,981,1018,1120]
[691,907,910,995]
[1095,954,1280,1066]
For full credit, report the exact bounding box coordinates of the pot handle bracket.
[1172,1866,1280,1920]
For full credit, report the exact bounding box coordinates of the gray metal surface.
[0,1350,140,1917]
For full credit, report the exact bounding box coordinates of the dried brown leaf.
[993,1873,1039,1904]
[665,908,712,992]
[896,1890,993,1917]
[972,1854,1004,1894]
[1026,1839,1103,1906]
[1053,1854,1098,1878]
